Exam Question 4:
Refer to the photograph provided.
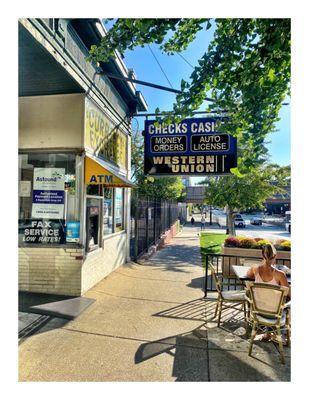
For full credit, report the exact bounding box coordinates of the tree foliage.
[88,18,290,172]
[131,127,185,201]
[200,164,290,235]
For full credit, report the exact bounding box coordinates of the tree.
[200,164,290,236]
[88,18,290,172]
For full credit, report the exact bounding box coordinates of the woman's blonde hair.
[262,243,277,261]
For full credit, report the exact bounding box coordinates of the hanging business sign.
[31,168,65,219]
[144,118,237,176]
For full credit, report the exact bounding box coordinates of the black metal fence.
[203,253,291,296]
[130,197,187,260]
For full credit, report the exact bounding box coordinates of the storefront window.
[103,188,114,235]
[86,184,102,196]
[86,197,101,252]
[115,188,124,232]
[18,153,79,245]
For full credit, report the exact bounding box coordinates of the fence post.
[146,197,149,252]
[204,254,209,297]
[154,200,157,244]
[134,196,139,262]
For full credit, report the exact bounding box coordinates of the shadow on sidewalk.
[134,325,288,381]
[134,326,209,381]
[153,298,206,322]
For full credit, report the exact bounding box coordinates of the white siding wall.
[19,94,85,149]
[81,232,127,294]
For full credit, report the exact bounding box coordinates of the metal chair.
[245,281,290,364]
[209,263,247,327]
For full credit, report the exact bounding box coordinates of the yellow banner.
[84,156,134,187]
[84,98,127,169]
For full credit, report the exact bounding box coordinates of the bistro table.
[232,265,291,284]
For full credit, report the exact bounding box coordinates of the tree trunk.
[226,206,236,236]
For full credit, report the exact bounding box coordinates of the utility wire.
[147,45,174,89]
[177,52,195,69]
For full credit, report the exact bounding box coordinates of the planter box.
[222,246,291,278]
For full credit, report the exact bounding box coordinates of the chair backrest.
[246,281,288,316]
[209,263,222,297]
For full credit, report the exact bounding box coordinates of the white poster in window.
[31,168,65,219]
[19,181,31,197]
[115,188,123,228]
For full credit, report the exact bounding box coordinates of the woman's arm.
[277,271,291,297]
[246,266,255,279]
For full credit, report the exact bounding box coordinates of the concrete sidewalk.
[18,224,290,381]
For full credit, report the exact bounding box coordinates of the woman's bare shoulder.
[274,268,286,278]
[248,265,259,274]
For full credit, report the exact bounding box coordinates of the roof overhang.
[71,19,148,113]
[18,23,84,97]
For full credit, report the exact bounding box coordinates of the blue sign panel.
[66,221,80,243]
[144,117,237,175]
[32,190,65,204]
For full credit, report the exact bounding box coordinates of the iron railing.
[130,198,187,260]
[203,253,291,296]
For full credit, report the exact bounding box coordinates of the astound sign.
[31,168,65,219]
[144,117,237,175]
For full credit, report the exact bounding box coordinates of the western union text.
[152,155,226,173]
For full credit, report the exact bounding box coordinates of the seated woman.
[246,243,290,292]
[246,243,290,342]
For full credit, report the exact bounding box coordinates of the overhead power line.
[177,52,195,69]
[147,45,174,89]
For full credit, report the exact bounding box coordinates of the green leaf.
[230,168,246,178]
[268,68,276,82]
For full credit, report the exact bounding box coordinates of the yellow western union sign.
[84,98,127,169]
[85,156,134,187]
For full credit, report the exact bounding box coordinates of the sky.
[107,20,291,183]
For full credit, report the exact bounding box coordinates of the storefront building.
[18,19,147,295]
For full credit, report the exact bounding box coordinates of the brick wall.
[19,232,128,296]
[19,247,83,296]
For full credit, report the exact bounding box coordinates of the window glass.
[103,188,114,235]
[86,184,102,196]
[115,188,124,232]
[86,198,101,251]
[18,153,79,245]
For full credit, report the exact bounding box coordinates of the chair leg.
[249,322,257,356]
[286,325,291,347]
[243,302,250,335]
[286,311,291,347]
[243,302,247,321]
[217,300,223,327]
[214,300,219,318]
[276,327,285,364]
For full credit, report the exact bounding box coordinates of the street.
[194,210,290,240]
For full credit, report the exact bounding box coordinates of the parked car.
[234,217,246,228]
[250,217,262,225]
